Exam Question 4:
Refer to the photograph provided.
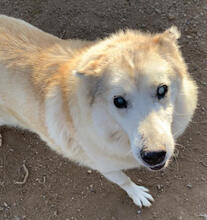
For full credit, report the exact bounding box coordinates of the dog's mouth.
[149,162,166,171]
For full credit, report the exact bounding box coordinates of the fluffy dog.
[0,15,197,207]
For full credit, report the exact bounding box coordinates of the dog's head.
[74,27,197,170]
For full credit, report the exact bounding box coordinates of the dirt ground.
[0,0,207,220]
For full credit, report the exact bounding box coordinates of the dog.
[0,15,197,207]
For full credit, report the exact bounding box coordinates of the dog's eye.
[113,96,128,108]
[156,84,168,100]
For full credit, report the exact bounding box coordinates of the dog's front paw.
[125,183,154,207]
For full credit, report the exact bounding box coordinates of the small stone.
[201,177,205,181]
[89,184,96,193]
[157,184,163,190]
[186,35,192,39]
[137,210,142,214]
[154,8,161,14]
[168,13,175,20]
[3,202,8,208]
[137,179,142,183]
[87,170,92,174]
[186,183,192,189]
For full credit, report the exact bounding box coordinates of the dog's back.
[0,16,68,130]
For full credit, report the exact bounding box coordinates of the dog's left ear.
[163,26,181,41]
[153,26,181,45]
[73,53,107,78]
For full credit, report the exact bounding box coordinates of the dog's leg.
[102,170,154,207]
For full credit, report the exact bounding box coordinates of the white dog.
[0,15,197,207]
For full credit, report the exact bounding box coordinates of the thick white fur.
[0,15,197,207]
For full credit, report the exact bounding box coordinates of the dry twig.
[14,163,29,185]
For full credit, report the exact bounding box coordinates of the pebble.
[157,184,163,191]
[157,184,161,190]
[3,202,9,208]
[186,183,192,189]
[87,170,92,174]
[137,210,142,214]
[155,8,161,14]
[168,14,175,20]
[89,184,96,193]
[137,179,142,183]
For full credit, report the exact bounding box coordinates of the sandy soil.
[0,0,207,220]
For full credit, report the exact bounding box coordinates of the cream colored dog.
[0,15,197,207]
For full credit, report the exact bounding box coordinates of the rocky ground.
[0,0,207,220]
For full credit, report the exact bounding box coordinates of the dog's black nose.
[140,149,166,166]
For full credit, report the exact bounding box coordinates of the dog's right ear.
[72,59,105,105]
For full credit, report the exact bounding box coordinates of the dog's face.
[76,27,197,170]
[103,58,177,170]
